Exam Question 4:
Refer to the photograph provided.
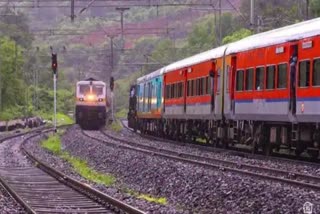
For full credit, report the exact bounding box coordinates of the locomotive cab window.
[245,68,254,91]
[313,59,320,86]
[236,70,244,91]
[255,67,265,90]
[277,64,287,89]
[299,60,310,87]
[92,85,104,95]
[266,66,276,89]
[79,85,90,94]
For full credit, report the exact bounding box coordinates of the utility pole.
[110,36,115,75]
[306,0,309,20]
[71,0,75,22]
[0,72,2,112]
[250,0,255,30]
[116,7,130,44]
[218,0,222,45]
[108,35,116,122]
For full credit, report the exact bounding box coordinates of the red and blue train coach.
[226,18,320,156]
[129,18,320,158]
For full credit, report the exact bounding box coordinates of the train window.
[202,78,206,95]
[191,80,194,96]
[299,60,310,87]
[245,68,254,90]
[277,64,287,89]
[313,59,320,86]
[79,85,90,94]
[236,70,244,91]
[255,67,265,90]
[92,85,104,95]
[193,79,196,96]
[171,84,175,98]
[187,81,190,96]
[198,78,203,95]
[266,66,275,89]
[205,77,209,94]
[179,82,183,97]
[166,85,170,99]
[195,79,199,96]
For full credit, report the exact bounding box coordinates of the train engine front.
[75,78,107,129]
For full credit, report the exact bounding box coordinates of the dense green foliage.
[222,28,253,44]
[311,0,320,17]
[0,7,74,121]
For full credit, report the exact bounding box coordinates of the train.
[128,18,320,159]
[75,78,108,129]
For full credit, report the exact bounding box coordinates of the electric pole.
[71,0,75,22]
[306,0,309,20]
[250,0,255,30]
[116,7,130,44]
[218,0,222,45]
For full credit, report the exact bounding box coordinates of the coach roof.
[226,17,320,54]
[137,67,165,84]
[164,45,228,73]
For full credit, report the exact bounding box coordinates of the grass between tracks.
[41,134,167,205]
[41,134,115,186]
[125,189,167,205]
[109,120,123,132]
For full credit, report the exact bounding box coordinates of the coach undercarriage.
[136,118,320,159]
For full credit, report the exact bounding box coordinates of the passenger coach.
[128,18,320,158]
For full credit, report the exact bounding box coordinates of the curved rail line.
[0,126,145,214]
[81,128,320,192]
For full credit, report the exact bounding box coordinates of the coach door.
[230,56,237,114]
[210,61,216,112]
[290,43,298,114]
[183,69,188,113]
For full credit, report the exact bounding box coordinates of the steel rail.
[0,125,145,214]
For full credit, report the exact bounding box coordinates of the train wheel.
[263,143,272,156]
[308,150,319,160]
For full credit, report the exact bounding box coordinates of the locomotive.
[75,78,107,129]
[128,18,320,159]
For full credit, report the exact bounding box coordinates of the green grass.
[125,189,167,205]
[115,109,127,119]
[41,135,62,154]
[110,120,123,132]
[37,112,74,126]
[42,134,167,205]
[41,135,115,186]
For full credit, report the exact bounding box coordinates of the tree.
[187,15,216,53]
[222,28,253,44]
[311,0,320,17]
[0,8,34,48]
[0,37,25,110]
[240,0,302,31]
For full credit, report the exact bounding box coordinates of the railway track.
[82,127,320,192]
[0,127,145,214]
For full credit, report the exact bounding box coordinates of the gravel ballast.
[106,121,320,178]
[24,125,320,213]
[25,129,176,213]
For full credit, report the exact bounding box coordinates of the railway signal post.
[52,53,58,132]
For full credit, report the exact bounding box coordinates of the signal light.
[110,77,114,91]
[52,53,58,74]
